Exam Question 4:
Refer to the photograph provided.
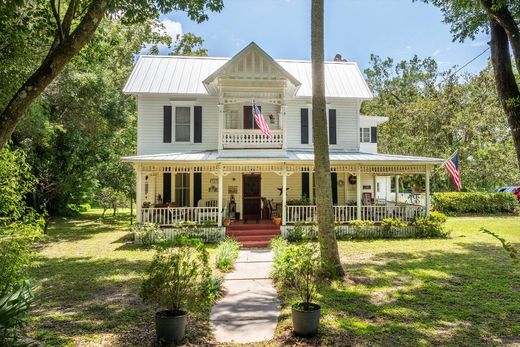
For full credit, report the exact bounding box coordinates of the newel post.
[425,166,431,216]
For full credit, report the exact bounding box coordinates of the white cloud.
[432,49,441,56]
[161,19,183,40]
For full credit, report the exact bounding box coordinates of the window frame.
[360,127,371,143]
[171,102,194,143]
[175,173,190,207]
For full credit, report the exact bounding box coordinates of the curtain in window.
[175,107,190,142]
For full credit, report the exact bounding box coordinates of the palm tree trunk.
[311,0,344,277]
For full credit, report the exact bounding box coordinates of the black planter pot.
[155,310,187,345]
[291,302,321,337]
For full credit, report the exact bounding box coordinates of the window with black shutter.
[331,172,338,204]
[163,105,172,143]
[371,126,377,143]
[329,109,337,145]
[163,173,171,203]
[194,106,202,143]
[301,108,309,144]
[301,172,310,200]
[193,173,202,206]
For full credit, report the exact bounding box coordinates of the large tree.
[0,0,223,149]
[419,0,520,168]
[311,0,344,277]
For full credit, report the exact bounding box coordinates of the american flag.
[252,100,272,139]
[444,152,462,191]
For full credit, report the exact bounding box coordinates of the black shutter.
[371,126,377,143]
[193,173,202,207]
[163,105,172,143]
[163,173,171,203]
[329,109,337,145]
[301,108,309,144]
[331,172,338,205]
[194,106,202,143]
[301,172,310,200]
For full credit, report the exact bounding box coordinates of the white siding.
[137,95,219,155]
[284,99,359,151]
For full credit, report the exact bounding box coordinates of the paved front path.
[210,249,279,344]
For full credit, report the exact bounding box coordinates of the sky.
[158,0,490,75]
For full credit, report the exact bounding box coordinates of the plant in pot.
[140,241,212,345]
[291,243,322,337]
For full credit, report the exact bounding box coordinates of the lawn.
[25,211,519,346]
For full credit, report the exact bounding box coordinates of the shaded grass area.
[25,209,218,346]
[268,217,520,347]
[25,212,519,346]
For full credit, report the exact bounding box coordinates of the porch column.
[356,166,362,219]
[425,166,431,216]
[395,175,400,204]
[282,171,287,225]
[217,170,224,226]
[135,164,142,223]
[217,104,224,150]
[281,104,287,150]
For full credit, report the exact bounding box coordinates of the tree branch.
[62,0,78,37]
[0,0,111,149]
[50,0,64,42]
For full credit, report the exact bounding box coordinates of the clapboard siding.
[284,99,359,151]
[137,95,219,155]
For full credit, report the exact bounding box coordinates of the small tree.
[292,244,321,310]
[95,187,126,217]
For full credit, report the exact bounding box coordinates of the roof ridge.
[139,55,358,65]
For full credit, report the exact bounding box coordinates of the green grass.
[271,216,520,347]
[24,211,519,346]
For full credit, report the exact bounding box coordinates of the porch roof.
[122,150,443,165]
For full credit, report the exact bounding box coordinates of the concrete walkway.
[210,249,279,344]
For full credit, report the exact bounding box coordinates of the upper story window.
[360,128,371,143]
[175,107,191,142]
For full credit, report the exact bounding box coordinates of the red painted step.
[239,240,272,248]
[232,234,278,242]
[226,223,280,231]
[226,229,280,237]
[226,221,280,248]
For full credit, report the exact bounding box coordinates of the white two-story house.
[123,42,442,229]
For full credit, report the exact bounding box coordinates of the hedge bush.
[432,192,518,215]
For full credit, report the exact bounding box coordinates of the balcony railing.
[221,129,283,149]
[141,207,219,226]
[285,205,425,224]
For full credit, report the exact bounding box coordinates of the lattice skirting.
[134,226,226,243]
[281,225,419,239]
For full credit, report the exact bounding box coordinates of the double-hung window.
[360,128,371,143]
[175,106,191,142]
[175,173,190,207]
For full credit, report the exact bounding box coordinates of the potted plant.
[140,241,211,345]
[291,244,321,337]
[273,216,282,225]
[223,217,231,226]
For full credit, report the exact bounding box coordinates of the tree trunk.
[0,0,110,149]
[311,0,344,277]
[488,18,520,168]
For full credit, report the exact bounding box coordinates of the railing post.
[425,166,431,216]
[356,166,362,220]
[135,164,142,223]
[395,175,399,205]
[282,171,287,225]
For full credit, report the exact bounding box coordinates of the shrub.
[292,244,321,308]
[286,222,304,242]
[133,223,165,245]
[140,240,212,314]
[215,238,240,271]
[271,237,298,287]
[411,212,449,238]
[380,218,407,238]
[432,192,518,215]
[348,219,375,238]
[0,280,34,345]
[480,228,519,266]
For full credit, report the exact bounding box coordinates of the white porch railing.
[222,129,283,148]
[285,205,425,224]
[141,207,219,226]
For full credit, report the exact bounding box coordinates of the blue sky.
[159,0,490,74]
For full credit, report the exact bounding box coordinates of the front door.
[243,105,260,129]
[243,174,261,223]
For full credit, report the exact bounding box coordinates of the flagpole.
[431,149,458,178]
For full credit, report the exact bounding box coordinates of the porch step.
[226,223,280,231]
[227,229,281,237]
[238,240,272,248]
[232,234,279,242]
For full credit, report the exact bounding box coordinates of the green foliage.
[95,187,127,217]
[271,237,297,287]
[215,238,240,271]
[362,56,520,191]
[432,192,519,215]
[411,212,450,238]
[291,244,321,306]
[348,219,375,238]
[286,222,304,242]
[0,280,34,345]
[380,218,407,238]
[133,223,165,246]
[168,33,208,56]
[140,242,212,313]
[480,228,519,266]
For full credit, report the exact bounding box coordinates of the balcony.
[221,129,283,149]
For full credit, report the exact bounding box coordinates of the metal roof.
[123,54,372,99]
[122,150,442,164]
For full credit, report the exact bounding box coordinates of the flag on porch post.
[444,151,462,191]
[252,99,273,138]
